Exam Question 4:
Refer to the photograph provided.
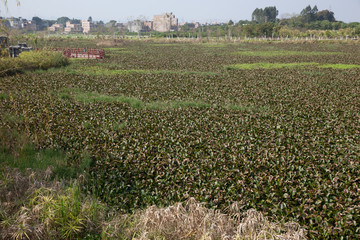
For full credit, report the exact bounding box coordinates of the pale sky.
[1,0,359,23]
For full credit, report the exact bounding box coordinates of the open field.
[1,40,360,239]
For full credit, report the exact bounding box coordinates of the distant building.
[8,17,22,29]
[48,23,64,32]
[22,20,37,31]
[153,12,178,32]
[64,21,82,33]
[81,20,94,33]
[127,20,144,33]
[193,22,201,28]
[144,21,153,32]
[116,23,126,30]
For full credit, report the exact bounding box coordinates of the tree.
[1,1,19,36]
[263,6,278,22]
[71,18,81,24]
[57,16,70,25]
[32,16,42,25]
[252,8,264,22]
[300,5,318,23]
[317,10,335,22]
[88,16,93,22]
[252,6,278,23]
[228,20,234,25]
[108,20,117,27]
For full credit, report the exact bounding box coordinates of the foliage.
[252,6,278,23]
[56,16,70,26]
[300,5,319,23]
[0,50,69,77]
[0,167,106,240]
[1,40,360,239]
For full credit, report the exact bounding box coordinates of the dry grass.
[129,198,307,240]
[0,167,307,240]
[96,39,125,47]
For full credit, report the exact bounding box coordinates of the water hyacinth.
[1,40,359,239]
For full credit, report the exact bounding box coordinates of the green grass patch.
[226,62,317,70]
[58,88,268,113]
[226,62,360,70]
[0,146,93,180]
[0,93,9,100]
[319,64,360,69]
[0,147,65,173]
[70,66,218,76]
[235,50,342,57]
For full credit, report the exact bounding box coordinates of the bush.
[0,50,69,77]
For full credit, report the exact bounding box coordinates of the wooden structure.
[53,48,105,59]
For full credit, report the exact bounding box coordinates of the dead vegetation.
[0,167,307,240]
[96,39,125,47]
[129,198,307,240]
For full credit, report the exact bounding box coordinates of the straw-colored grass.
[131,198,307,240]
[0,167,307,240]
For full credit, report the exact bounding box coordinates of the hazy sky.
[1,0,359,23]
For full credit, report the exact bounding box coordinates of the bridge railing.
[51,47,105,59]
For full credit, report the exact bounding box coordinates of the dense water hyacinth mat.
[226,62,360,70]
[2,41,360,239]
[235,51,342,56]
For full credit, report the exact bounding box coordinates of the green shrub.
[18,50,69,70]
[0,50,69,77]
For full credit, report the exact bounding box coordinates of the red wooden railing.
[52,47,105,59]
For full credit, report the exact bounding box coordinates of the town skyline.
[1,0,360,24]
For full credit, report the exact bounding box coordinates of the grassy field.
[1,39,359,239]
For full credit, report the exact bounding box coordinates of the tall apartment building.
[82,20,94,33]
[153,12,178,32]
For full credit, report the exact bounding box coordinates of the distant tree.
[300,5,318,23]
[228,20,234,25]
[317,10,335,22]
[57,16,70,25]
[1,1,19,37]
[108,20,117,27]
[88,16,93,22]
[252,6,278,23]
[0,19,10,35]
[252,8,264,22]
[32,16,42,25]
[237,20,252,25]
[263,6,278,22]
[71,18,81,24]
